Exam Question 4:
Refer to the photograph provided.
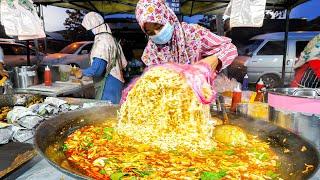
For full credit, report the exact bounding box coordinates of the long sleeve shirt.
[83,57,107,77]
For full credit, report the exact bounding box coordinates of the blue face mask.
[150,22,174,45]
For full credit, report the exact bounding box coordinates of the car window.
[243,40,263,56]
[296,41,309,57]
[60,42,84,54]
[257,41,285,55]
[81,43,93,53]
[1,44,15,55]
[11,45,27,55]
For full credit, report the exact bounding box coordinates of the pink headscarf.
[136,0,237,68]
[136,0,195,65]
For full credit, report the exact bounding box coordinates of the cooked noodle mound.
[118,67,216,151]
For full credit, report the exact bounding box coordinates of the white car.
[41,41,93,68]
[0,41,43,67]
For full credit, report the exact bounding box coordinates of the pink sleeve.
[200,27,238,70]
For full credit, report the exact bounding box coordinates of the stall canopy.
[33,0,308,16]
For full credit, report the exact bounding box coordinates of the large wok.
[34,105,320,179]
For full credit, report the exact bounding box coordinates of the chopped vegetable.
[103,127,114,140]
[266,171,280,179]
[200,170,227,180]
[99,169,107,175]
[110,172,127,180]
[62,144,68,151]
[224,149,235,155]
[187,168,196,172]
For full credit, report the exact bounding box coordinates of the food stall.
[1,0,319,179]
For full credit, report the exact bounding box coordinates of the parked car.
[0,40,43,67]
[41,41,93,68]
[232,31,319,88]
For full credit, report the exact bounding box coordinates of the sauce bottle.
[256,79,264,92]
[230,84,242,112]
[44,65,52,86]
[255,79,265,102]
[242,74,249,91]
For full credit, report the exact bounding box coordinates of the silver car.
[41,41,93,68]
[243,31,319,87]
[0,41,43,67]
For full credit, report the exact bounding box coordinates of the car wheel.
[260,74,281,88]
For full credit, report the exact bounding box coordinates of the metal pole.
[281,7,291,87]
[26,40,31,66]
[215,14,224,35]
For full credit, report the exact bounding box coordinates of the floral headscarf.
[136,0,190,65]
[136,0,237,68]
[295,33,320,69]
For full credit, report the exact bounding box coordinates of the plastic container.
[59,65,71,82]
[230,84,242,112]
[44,66,52,86]
[256,79,264,92]
[242,74,249,91]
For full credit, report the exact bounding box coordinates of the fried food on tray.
[26,95,43,107]
[0,106,11,121]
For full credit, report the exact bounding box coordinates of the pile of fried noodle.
[118,67,215,151]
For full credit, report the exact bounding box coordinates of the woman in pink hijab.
[135,0,238,72]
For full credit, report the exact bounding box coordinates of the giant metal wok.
[34,105,320,179]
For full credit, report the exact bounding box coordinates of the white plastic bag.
[224,0,267,28]
[0,0,46,40]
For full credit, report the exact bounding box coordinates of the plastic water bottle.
[242,74,249,90]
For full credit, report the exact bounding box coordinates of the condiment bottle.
[242,74,249,91]
[230,84,242,112]
[255,79,265,102]
[44,65,52,86]
[256,79,264,92]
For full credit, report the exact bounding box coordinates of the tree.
[265,10,286,19]
[63,9,94,42]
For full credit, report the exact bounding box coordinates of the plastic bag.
[0,0,45,40]
[121,63,216,105]
[214,74,240,93]
[0,122,14,144]
[11,126,34,143]
[7,106,43,129]
[224,0,266,28]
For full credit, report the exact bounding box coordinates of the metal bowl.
[34,106,320,179]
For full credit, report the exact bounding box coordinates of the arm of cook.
[82,57,107,77]
[198,25,238,71]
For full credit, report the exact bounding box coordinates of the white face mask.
[150,22,174,45]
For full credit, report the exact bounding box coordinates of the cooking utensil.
[267,88,320,154]
[34,105,320,180]
[13,66,39,89]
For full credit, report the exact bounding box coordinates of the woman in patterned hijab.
[135,0,237,72]
[291,34,320,88]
